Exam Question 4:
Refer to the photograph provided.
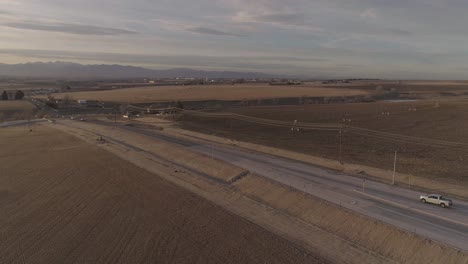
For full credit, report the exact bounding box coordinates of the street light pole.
[392,150,397,185]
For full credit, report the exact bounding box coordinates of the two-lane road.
[0,119,47,128]
[92,121,468,252]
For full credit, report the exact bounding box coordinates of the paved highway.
[192,141,468,250]
[113,124,468,252]
[0,119,47,128]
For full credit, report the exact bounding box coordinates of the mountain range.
[0,62,283,79]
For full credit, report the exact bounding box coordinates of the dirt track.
[0,126,324,264]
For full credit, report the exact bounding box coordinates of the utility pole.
[210,134,216,176]
[339,114,351,165]
[392,150,397,185]
[339,127,343,164]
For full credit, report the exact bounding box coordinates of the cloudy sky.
[1,0,468,79]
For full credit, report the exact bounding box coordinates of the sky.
[1,0,468,79]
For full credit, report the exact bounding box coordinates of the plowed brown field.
[180,101,468,184]
[37,83,367,103]
[0,126,323,264]
[0,101,35,120]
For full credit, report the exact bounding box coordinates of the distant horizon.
[2,60,468,81]
[2,1,468,79]
[0,60,289,79]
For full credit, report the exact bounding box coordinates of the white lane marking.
[456,208,468,214]
[354,190,468,228]
[375,204,468,238]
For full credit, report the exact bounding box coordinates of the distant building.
[76,99,103,108]
[269,80,302,86]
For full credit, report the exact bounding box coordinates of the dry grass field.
[0,100,36,121]
[0,80,60,90]
[331,80,468,98]
[180,100,468,184]
[31,80,468,105]
[403,81,468,86]
[0,100,35,112]
[0,126,322,264]
[38,83,368,103]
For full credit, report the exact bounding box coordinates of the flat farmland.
[333,81,468,97]
[39,83,368,103]
[0,100,35,112]
[0,100,36,120]
[0,126,322,264]
[180,100,468,184]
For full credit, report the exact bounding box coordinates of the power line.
[141,107,468,149]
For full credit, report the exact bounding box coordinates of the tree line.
[1,90,24,100]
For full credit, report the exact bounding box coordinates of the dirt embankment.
[60,121,247,183]
[0,125,324,264]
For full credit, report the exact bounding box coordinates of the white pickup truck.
[420,194,453,208]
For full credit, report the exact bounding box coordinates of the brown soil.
[0,101,36,120]
[37,83,367,103]
[179,101,468,185]
[0,126,324,264]
[45,120,468,263]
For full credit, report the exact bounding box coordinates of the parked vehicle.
[420,194,452,208]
